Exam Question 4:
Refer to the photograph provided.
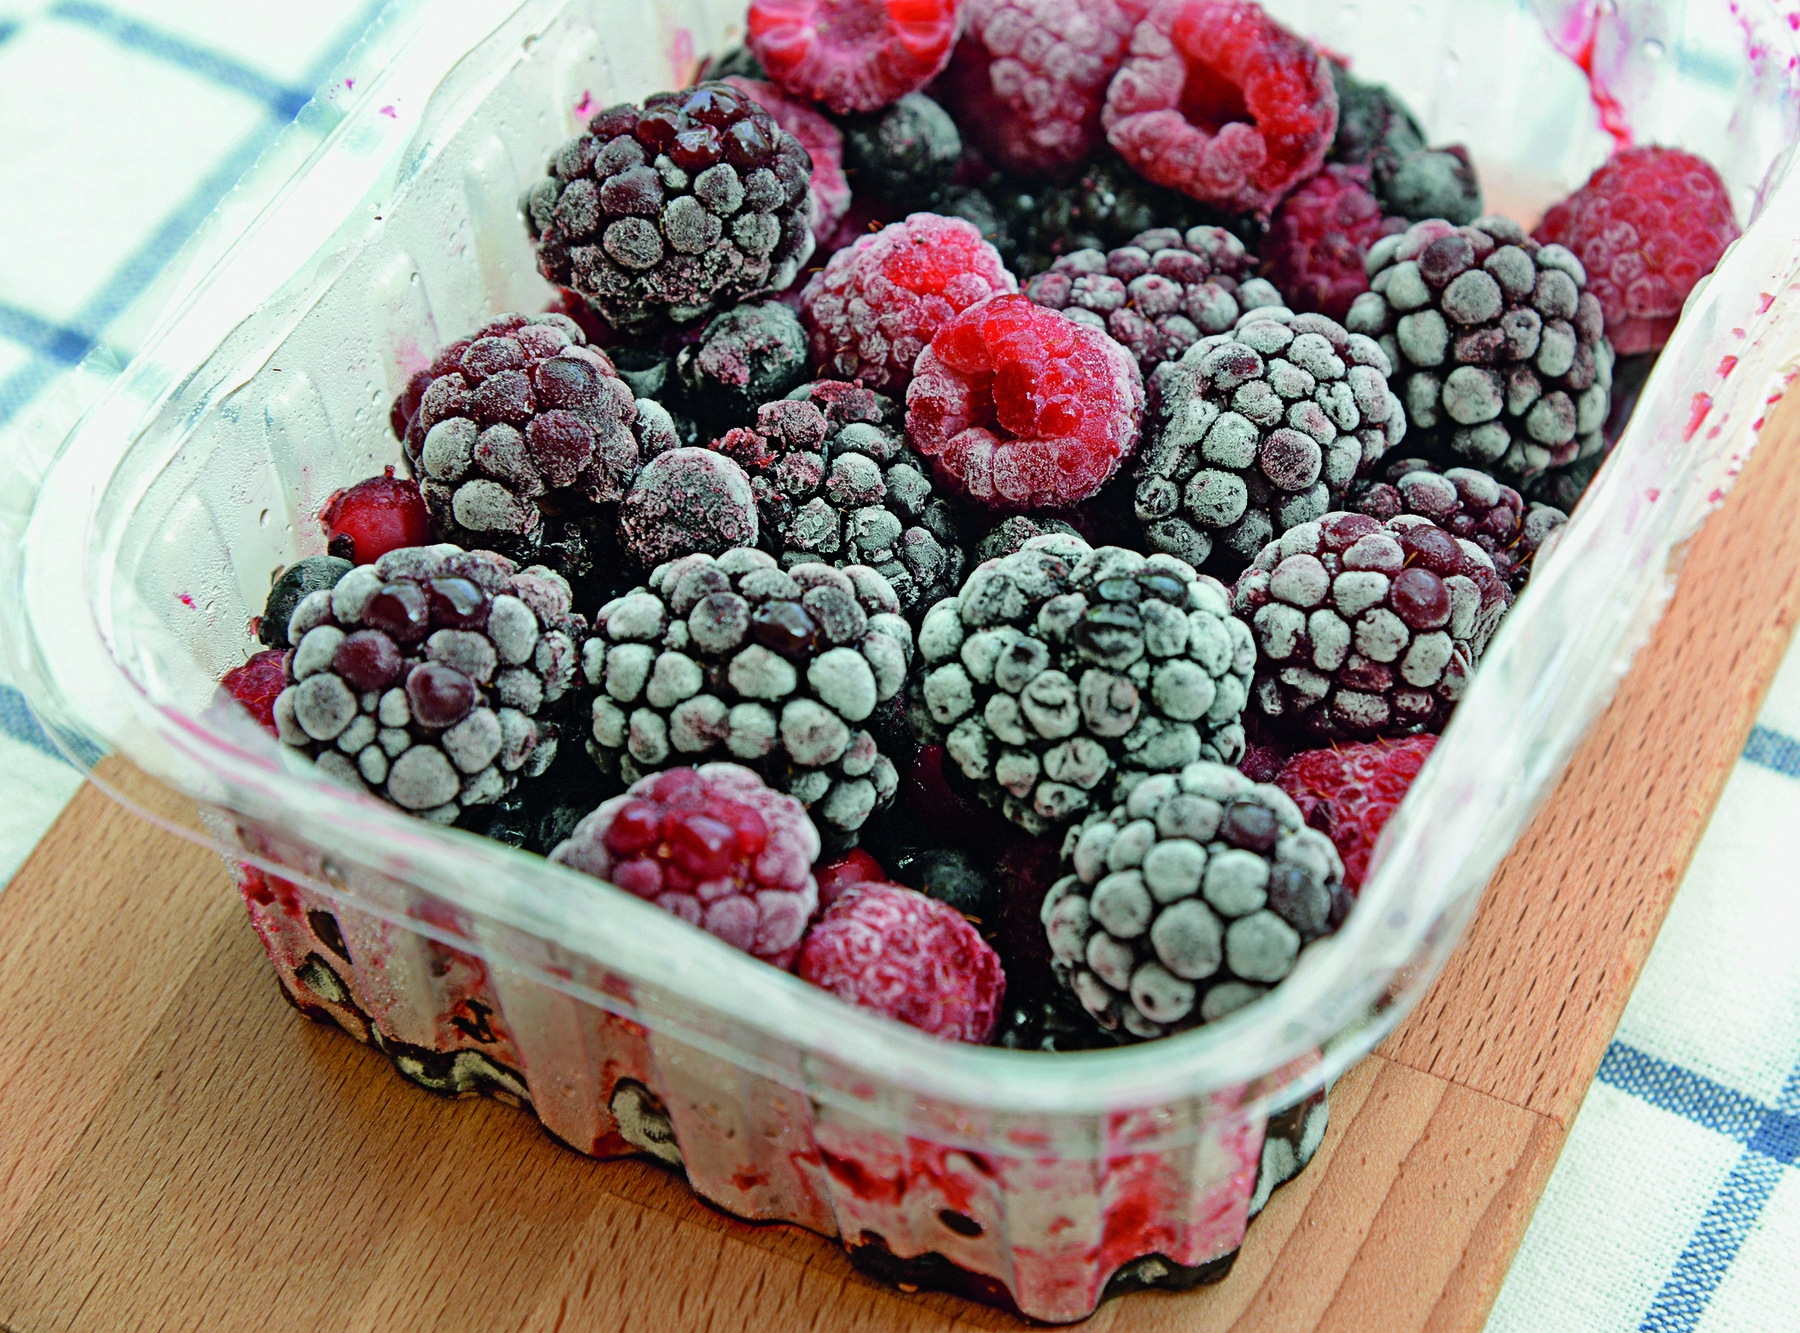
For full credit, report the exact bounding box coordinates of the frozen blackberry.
[1134,304,1408,573]
[1346,458,1566,592]
[913,535,1255,835]
[393,313,667,569]
[839,92,961,208]
[1023,226,1280,378]
[1232,511,1509,741]
[259,556,352,648]
[711,380,968,618]
[1373,146,1483,226]
[582,549,914,844]
[525,82,814,332]
[974,514,1082,563]
[1346,216,1615,489]
[1327,64,1425,168]
[618,448,761,568]
[1041,760,1348,1039]
[722,76,852,236]
[272,545,585,822]
[672,300,810,430]
[886,846,998,920]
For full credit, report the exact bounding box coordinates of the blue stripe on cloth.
[1597,1043,1769,1143]
[1742,723,1800,778]
[48,1,311,117]
[0,302,93,364]
[0,684,60,758]
[1634,1057,1800,1331]
[0,0,389,430]
[0,20,19,45]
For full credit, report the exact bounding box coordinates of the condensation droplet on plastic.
[1643,37,1666,59]
[1338,3,1359,26]
[259,509,270,528]
[522,33,537,53]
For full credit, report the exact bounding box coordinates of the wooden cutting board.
[4,388,1800,1332]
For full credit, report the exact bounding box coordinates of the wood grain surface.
[4,388,1800,1332]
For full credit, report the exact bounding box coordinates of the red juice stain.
[380,105,397,119]
[178,592,196,608]
[1568,26,1634,148]
[345,77,355,90]
[1758,291,1776,313]
[1686,392,1713,440]
[574,89,596,118]
[1720,355,1740,377]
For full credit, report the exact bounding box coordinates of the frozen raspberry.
[552,764,821,968]
[320,470,431,566]
[274,545,584,821]
[1042,760,1347,1038]
[1102,0,1338,218]
[219,650,288,735]
[747,0,963,115]
[1347,458,1566,593]
[1532,146,1740,356]
[1260,164,1405,324]
[1348,216,1615,489]
[907,294,1145,509]
[1023,225,1276,378]
[723,76,852,234]
[259,556,352,648]
[526,83,814,332]
[672,300,810,430]
[1232,511,1509,741]
[936,0,1148,176]
[797,882,1006,1041]
[618,448,761,568]
[800,214,1018,394]
[816,846,886,910]
[1275,734,1434,891]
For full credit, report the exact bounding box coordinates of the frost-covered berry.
[711,380,968,618]
[722,76,852,236]
[1346,457,1565,593]
[1134,304,1406,573]
[1275,734,1434,891]
[618,448,761,568]
[259,556,352,648]
[672,299,810,431]
[219,650,288,736]
[838,92,962,208]
[1042,761,1347,1039]
[913,534,1255,835]
[797,881,1006,1041]
[747,0,963,115]
[273,544,584,822]
[552,764,820,968]
[320,470,431,566]
[1232,511,1509,741]
[583,549,914,844]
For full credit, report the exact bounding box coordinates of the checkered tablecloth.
[1,4,1797,1329]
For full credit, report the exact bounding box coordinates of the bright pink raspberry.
[800,213,1018,393]
[748,0,964,115]
[219,649,289,736]
[935,0,1149,176]
[1102,0,1338,218]
[905,293,1144,508]
[723,76,852,235]
[1260,163,1404,323]
[797,881,1005,1041]
[319,468,431,565]
[1274,735,1436,892]
[551,764,821,968]
[1532,145,1740,356]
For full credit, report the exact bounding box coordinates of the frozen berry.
[906,294,1145,509]
[219,650,288,735]
[1373,145,1482,225]
[259,556,353,648]
[817,846,886,909]
[526,82,814,332]
[553,763,820,968]
[722,76,852,235]
[673,300,810,429]
[935,0,1148,176]
[1260,164,1404,323]
[1347,458,1565,592]
[890,846,996,919]
[748,0,963,115]
[1532,145,1740,356]
[1102,0,1338,218]
[618,448,761,567]
[800,213,1018,394]
[1274,734,1434,891]
[797,882,1005,1041]
[320,470,431,565]
[974,514,1082,563]
[838,92,962,208]
[1327,63,1425,168]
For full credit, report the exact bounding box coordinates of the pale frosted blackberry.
[526,82,814,332]
[711,380,968,618]
[1346,216,1614,488]
[1134,305,1408,573]
[974,515,1081,564]
[913,535,1255,836]
[582,549,914,844]
[272,545,585,823]
[393,313,674,569]
[1232,511,1509,741]
[1022,226,1283,378]
[1347,458,1566,592]
[671,299,810,431]
[1041,761,1348,1039]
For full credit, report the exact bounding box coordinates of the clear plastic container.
[7,0,1800,1321]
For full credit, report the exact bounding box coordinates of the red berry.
[1260,163,1405,323]
[1274,735,1436,891]
[905,294,1144,508]
[799,213,1018,394]
[319,469,431,565]
[797,882,1005,1041]
[1532,145,1740,356]
[815,847,887,910]
[218,649,288,735]
[748,0,964,115]
[1102,0,1338,218]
